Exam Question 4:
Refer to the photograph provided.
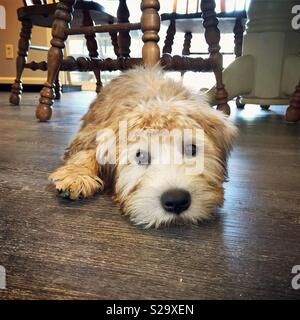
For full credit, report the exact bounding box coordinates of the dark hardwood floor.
[0,92,299,299]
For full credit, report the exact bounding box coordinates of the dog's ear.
[206,112,237,157]
[190,109,237,158]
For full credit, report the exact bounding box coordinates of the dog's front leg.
[49,149,104,200]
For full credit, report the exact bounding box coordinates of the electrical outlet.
[5,44,14,59]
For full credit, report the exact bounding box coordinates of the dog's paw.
[49,169,104,200]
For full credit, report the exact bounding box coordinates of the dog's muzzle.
[160,188,191,214]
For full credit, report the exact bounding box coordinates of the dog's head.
[95,69,236,228]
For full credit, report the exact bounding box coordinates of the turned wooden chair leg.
[36,0,75,122]
[109,31,120,58]
[181,32,192,77]
[261,105,270,111]
[234,17,244,109]
[201,0,230,115]
[182,31,192,56]
[54,73,62,100]
[141,0,160,66]
[236,96,245,109]
[82,10,102,94]
[117,0,131,58]
[162,19,176,55]
[234,17,243,59]
[286,79,300,122]
[9,20,32,106]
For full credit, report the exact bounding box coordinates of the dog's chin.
[124,204,211,229]
[121,188,218,229]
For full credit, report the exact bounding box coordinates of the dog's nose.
[160,189,191,214]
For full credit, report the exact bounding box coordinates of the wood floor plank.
[0,92,299,299]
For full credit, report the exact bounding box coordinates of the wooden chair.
[13,0,228,121]
[161,0,247,115]
[9,0,115,106]
[31,0,159,121]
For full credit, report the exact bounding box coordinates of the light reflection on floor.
[233,104,262,120]
[228,101,288,122]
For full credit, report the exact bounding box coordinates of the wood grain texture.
[0,92,300,300]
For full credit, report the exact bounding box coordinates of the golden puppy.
[49,67,236,228]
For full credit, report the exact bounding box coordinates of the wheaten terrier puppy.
[49,67,236,228]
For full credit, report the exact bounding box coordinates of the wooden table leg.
[36,0,76,122]
[141,0,160,66]
[286,79,300,122]
[9,20,32,106]
[201,0,230,115]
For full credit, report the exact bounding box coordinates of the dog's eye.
[135,149,150,165]
[184,144,197,157]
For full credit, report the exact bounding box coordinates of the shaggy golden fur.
[49,67,236,228]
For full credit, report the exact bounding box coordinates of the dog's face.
[115,135,220,228]
[96,97,236,228]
